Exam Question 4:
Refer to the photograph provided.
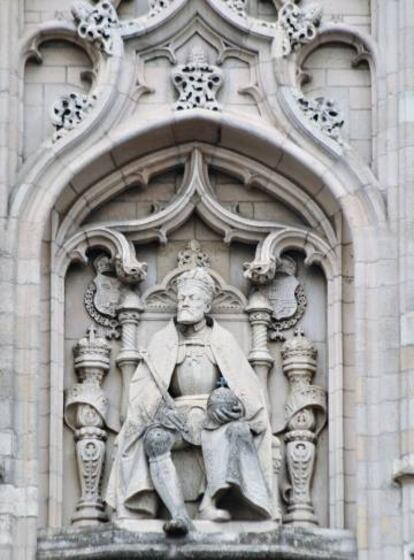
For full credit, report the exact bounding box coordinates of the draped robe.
[106,320,273,518]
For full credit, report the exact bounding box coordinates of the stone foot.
[163,514,194,537]
[199,505,231,522]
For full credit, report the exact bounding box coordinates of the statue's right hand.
[157,404,187,433]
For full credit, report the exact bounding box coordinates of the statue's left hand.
[207,389,245,425]
[210,403,243,424]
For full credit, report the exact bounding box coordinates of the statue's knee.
[144,427,175,458]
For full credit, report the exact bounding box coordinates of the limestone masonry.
[0,1,413,559]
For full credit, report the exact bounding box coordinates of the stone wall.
[0,1,412,559]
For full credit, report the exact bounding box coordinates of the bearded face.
[176,282,211,325]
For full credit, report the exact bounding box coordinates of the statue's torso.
[170,324,219,398]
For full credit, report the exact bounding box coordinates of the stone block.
[37,526,358,560]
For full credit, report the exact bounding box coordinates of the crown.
[277,255,297,276]
[73,326,111,373]
[93,254,114,275]
[177,240,210,269]
[281,328,317,364]
[176,267,216,301]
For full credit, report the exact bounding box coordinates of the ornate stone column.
[245,291,281,522]
[65,327,111,526]
[280,329,327,527]
[116,290,143,423]
[245,291,274,413]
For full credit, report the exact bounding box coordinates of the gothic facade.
[0,1,413,559]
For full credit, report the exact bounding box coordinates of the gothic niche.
[62,156,329,532]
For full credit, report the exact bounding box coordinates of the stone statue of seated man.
[106,267,274,535]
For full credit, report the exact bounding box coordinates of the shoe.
[163,514,194,536]
[198,504,231,522]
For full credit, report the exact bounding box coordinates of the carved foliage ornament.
[260,256,307,341]
[51,92,97,142]
[149,0,174,17]
[72,0,119,55]
[278,1,323,57]
[293,90,345,142]
[223,0,247,18]
[172,48,223,112]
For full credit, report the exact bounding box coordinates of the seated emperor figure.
[106,267,273,535]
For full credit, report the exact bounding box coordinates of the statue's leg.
[199,426,232,522]
[143,426,194,535]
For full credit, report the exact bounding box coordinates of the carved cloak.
[105,320,273,518]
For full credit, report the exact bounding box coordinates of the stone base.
[37,524,357,560]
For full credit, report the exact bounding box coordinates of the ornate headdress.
[176,267,216,302]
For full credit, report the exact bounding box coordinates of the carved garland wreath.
[84,282,120,339]
[268,283,307,341]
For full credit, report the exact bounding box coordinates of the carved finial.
[172,50,223,111]
[177,240,210,269]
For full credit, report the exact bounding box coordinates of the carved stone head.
[176,267,216,325]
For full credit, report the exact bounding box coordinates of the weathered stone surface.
[37,526,357,560]
[0,0,411,559]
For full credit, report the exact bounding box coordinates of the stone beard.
[106,268,273,535]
